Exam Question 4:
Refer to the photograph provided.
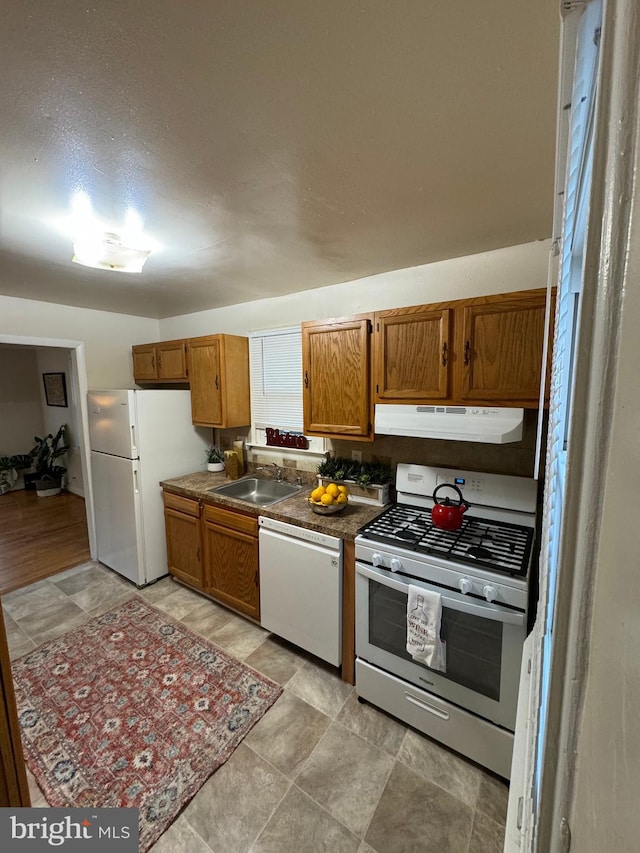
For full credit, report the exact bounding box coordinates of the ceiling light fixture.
[65,190,158,274]
[72,230,151,273]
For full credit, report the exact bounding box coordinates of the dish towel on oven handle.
[406,585,447,672]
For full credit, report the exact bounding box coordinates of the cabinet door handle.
[196,546,201,562]
[464,340,471,365]
[158,353,163,368]
[304,370,309,388]
[254,570,259,586]
[441,342,448,367]
[215,374,219,390]
[151,356,155,369]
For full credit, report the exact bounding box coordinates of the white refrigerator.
[88,389,209,586]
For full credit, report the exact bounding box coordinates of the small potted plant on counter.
[206,445,225,472]
[316,456,393,506]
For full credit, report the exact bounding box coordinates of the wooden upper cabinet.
[187,334,250,428]
[157,340,188,380]
[374,307,452,402]
[132,345,158,382]
[302,316,373,441]
[371,289,551,408]
[132,339,188,383]
[459,289,549,405]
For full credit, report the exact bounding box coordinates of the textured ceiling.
[0,1,559,319]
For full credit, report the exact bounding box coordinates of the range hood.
[374,404,524,444]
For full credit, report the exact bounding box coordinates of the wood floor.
[0,489,91,596]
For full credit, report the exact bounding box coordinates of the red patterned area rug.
[13,597,282,851]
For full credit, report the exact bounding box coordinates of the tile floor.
[3,562,509,853]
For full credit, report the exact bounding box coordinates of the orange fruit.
[320,493,334,506]
[336,493,348,504]
[311,486,326,502]
[337,485,349,495]
[326,483,340,498]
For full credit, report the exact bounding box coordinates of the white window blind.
[250,327,303,431]
[249,327,325,452]
[533,0,601,814]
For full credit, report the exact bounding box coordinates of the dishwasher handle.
[258,517,342,551]
[259,526,342,559]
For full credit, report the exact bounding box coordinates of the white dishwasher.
[259,516,343,666]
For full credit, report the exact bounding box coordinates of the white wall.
[159,240,551,337]
[0,347,44,455]
[35,348,85,497]
[569,207,640,849]
[0,296,159,387]
[567,6,640,843]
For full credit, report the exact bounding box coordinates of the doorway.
[0,335,97,572]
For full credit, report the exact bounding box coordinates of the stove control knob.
[483,585,498,603]
[458,578,473,595]
[390,558,402,573]
[372,553,384,567]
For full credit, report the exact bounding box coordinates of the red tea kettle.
[431,483,469,531]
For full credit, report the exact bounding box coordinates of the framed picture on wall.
[42,372,68,407]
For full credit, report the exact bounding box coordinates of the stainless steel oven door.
[355,561,527,731]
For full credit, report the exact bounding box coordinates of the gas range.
[358,502,534,578]
[357,462,538,594]
[354,463,539,777]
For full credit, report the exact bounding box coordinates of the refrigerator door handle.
[131,424,137,457]
[133,468,140,494]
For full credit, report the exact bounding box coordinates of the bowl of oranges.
[308,482,349,514]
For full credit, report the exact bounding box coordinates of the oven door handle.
[356,562,526,626]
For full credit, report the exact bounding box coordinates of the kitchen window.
[249,327,325,453]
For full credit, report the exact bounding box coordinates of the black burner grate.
[359,504,534,577]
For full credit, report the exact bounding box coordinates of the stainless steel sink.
[209,477,302,507]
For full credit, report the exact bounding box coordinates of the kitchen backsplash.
[332,409,543,478]
[216,410,543,484]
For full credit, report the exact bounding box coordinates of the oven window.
[368,581,503,701]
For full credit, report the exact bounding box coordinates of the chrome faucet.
[272,463,283,481]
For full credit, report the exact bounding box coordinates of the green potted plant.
[316,456,392,506]
[206,445,225,472]
[30,425,70,497]
[0,454,34,495]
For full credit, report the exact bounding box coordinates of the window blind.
[250,327,303,432]
[533,0,601,816]
[249,327,325,452]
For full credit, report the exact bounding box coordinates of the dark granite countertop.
[160,470,387,540]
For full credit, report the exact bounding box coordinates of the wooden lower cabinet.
[163,492,259,619]
[202,504,260,620]
[163,492,204,589]
[341,539,356,685]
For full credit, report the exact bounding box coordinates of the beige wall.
[165,240,550,480]
[0,242,549,381]
[35,348,84,497]
[159,240,550,338]
[0,347,44,455]
[568,50,640,849]
[0,296,159,388]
